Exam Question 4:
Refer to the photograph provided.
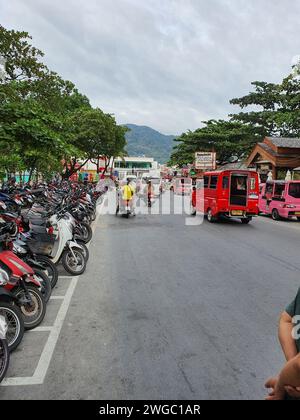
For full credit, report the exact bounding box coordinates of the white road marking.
[32,275,80,384]
[1,376,46,387]
[50,296,65,300]
[30,326,53,333]
[1,273,79,387]
[1,200,104,387]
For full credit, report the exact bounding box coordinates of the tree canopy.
[0,25,127,181]
[169,120,259,167]
[170,65,300,167]
[230,74,300,138]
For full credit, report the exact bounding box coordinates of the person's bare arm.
[266,355,300,400]
[265,314,300,400]
[278,311,298,361]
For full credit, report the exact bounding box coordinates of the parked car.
[259,180,300,220]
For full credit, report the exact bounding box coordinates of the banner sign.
[195,152,217,170]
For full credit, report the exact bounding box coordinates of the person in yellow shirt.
[117,179,135,216]
[122,179,135,200]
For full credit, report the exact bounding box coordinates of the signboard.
[259,164,271,171]
[195,152,217,170]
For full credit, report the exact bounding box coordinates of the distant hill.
[124,124,177,164]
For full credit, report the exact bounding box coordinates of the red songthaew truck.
[196,170,259,224]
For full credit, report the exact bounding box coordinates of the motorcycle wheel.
[33,269,52,303]
[35,256,58,289]
[7,202,19,213]
[0,302,25,352]
[14,286,46,330]
[75,240,90,262]
[62,249,87,276]
[91,208,97,222]
[0,338,9,383]
[75,222,92,244]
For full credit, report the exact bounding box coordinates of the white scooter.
[22,206,88,276]
[47,214,87,276]
[57,211,89,262]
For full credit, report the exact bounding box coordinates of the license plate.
[295,212,300,216]
[231,210,244,216]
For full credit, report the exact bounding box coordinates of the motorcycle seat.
[28,218,46,226]
[30,225,48,234]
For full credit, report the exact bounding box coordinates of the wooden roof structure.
[247,137,300,169]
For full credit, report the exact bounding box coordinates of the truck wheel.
[272,209,280,221]
[207,209,217,223]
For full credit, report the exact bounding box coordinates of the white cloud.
[1,0,300,134]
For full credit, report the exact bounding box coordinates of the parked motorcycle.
[12,237,53,301]
[0,315,9,383]
[46,213,87,275]
[0,269,25,352]
[0,248,46,330]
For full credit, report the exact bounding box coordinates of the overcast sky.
[1,0,300,134]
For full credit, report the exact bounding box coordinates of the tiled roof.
[267,137,300,148]
[259,142,279,156]
[218,161,255,171]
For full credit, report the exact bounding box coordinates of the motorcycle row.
[0,182,102,383]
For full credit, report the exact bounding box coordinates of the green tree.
[0,99,65,180]
[94,123,128,175]
[230,70,300,137]
[62,108,127,179]
[0,25,92,180]
[0,25,47,82]
[169,120,259,166]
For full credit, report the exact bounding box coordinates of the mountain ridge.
[124,124,177,163]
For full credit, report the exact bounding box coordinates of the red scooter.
[0,249,46,330]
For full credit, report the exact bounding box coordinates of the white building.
[78,156,159,180]
[112,157,159,179]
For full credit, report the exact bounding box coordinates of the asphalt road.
[1,194,300,400]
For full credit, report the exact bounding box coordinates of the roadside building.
[70,156,159,181]
[70,159,106,182]
[247,137,300,182]
[218,161,252,171]
[113,157,158,179]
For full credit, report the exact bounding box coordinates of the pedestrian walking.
[147,180,154,207]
